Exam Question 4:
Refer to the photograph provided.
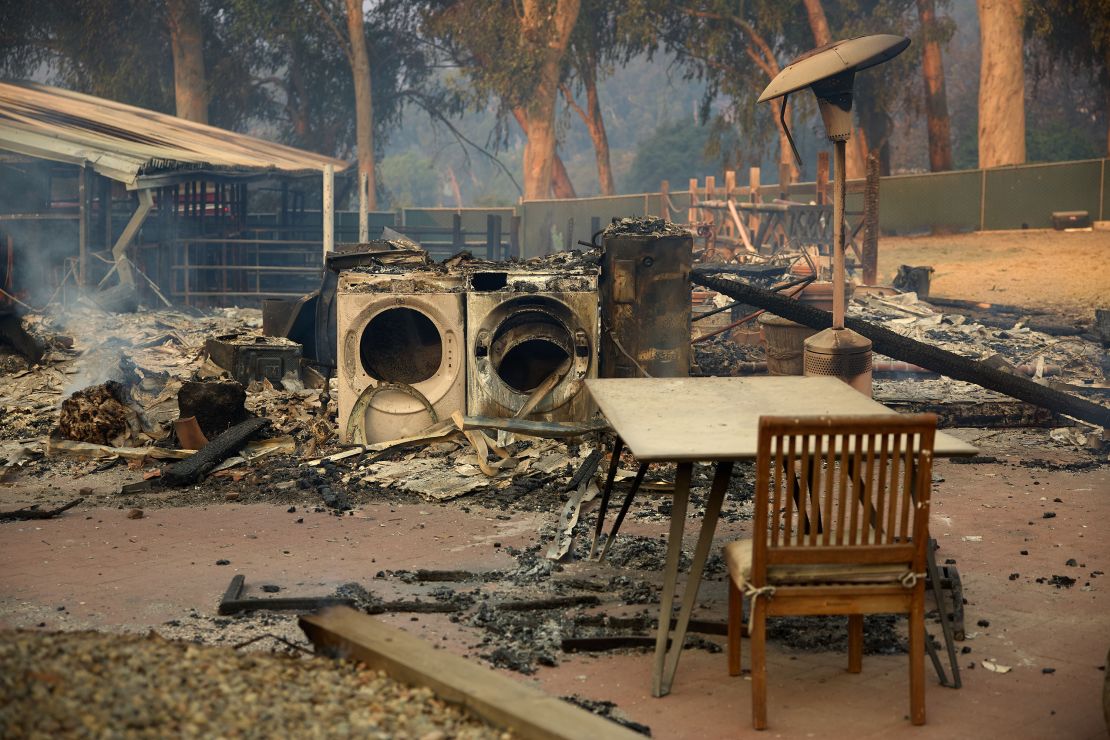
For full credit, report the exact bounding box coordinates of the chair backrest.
[751,414,937,583]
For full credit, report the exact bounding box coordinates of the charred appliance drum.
[465,268,599,422]
[336,271,465,444]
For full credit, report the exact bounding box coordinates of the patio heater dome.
[757,34,910,396]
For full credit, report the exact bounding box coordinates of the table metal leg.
[590,436,624,559]
[926,538,963,688]
[660,461,733,695]
[598,461,649,562]
[653,462,692,697]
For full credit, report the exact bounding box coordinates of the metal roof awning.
[0,81,350,188]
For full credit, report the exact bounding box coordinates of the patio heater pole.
[755,34,910,396]
[832,138,846,330]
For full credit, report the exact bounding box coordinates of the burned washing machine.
[465,265,599,422]
[336,269,465,444]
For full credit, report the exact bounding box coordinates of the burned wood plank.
[162,417,268,486]
[496,595,601,612]
[414,569,498,583]
[691,271,1110,429]
[0,497,82,522]
[562,636,659,652]
[300,607,644,740]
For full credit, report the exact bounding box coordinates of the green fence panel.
[878,169,983,234]
[984,159,1103,230]
[1101,159,1109,222]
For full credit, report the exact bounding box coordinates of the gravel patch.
[0,630,509,739]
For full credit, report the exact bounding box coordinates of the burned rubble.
[2,218,1107,739]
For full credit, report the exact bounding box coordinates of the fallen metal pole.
[690,270,1110,429]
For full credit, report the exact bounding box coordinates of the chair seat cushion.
[724,539,913,587]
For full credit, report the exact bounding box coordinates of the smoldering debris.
[1,304,337,489]
[57,380,154,446]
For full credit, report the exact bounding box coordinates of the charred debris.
[1,217,1107,694]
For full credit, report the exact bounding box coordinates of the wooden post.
[486,213,497,259]
[78,165,88,287]
[724,170,736,199]
[816,152,829,205]
[509,215,521,259]
[705,175,716,203]
[101,177,112,251]
[688,178,698,222]
[660,179,670,221]
[749,167,761,236]
[452,212,464,251]
[779,162,793,199]
[322,164,335,258]
[358,172,369,242]
[862,151,881,286]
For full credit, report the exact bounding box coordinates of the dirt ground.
[1,229,1108,738]
[879,228,1109,319]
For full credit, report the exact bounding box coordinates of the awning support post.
[112,188,154,288]
[323,164,335,258]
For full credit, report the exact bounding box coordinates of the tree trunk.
[917,0,953,171]
[584,85,614,195]
[513,108,576,198]
[801,0,832,47]
[551,151,578,198]
[561,73,613,195]
[800,0,867,178]
[344,0,377,209]
[580,64,615,195]
[519,0,580,200]
[165,0,207,123]
[976,0,1025,168]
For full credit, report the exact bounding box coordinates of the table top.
[586,376,979,462]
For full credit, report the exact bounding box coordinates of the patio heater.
[757,34,909,395]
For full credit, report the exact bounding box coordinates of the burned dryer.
[337,270,465,444]
[465,267,599,422]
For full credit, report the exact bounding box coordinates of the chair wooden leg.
[728,579,742,676]
[848,614,863,673]
[909,589,926,725]
[751,597,768,730]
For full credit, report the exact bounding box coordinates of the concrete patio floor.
[1,430,1106,738]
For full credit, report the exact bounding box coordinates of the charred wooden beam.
[496,595,601,612]
[691,271,1110,429]
[162,417,268,486]
[879,398,1061,428]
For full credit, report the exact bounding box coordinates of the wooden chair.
[725,413,937,730]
